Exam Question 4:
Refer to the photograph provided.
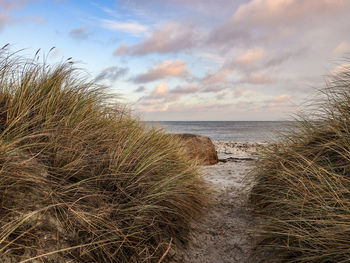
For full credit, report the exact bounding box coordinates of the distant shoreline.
[144,121,293,142]
[144,120,295,122]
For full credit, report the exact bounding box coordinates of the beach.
[171,141,261,263]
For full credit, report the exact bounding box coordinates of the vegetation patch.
[249,64,350,262]
[0,47,208,262]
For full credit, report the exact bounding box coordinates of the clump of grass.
[249,64,350,262]
[0,47,208,262]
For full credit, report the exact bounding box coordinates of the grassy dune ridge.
[0,48,208,262]
[249,64,350,262]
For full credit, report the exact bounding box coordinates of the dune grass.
[0,47,208,262]
[249,64,350,262]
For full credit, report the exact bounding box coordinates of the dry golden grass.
[0,47,208,262]
[249,64,350,262]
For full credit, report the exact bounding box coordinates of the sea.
[145,121,294,143]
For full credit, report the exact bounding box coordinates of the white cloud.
[101,19,149,35]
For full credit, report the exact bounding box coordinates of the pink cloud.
[208,0,350,53]
[114,23,197,56]
[0,0,42,30]
[0,0,28,10]
[0,13,13,30]
[233,0,350,25]
[136,82,180,113]
[235,48,268,66]
[133,59,189,83]
[151,82,168,98]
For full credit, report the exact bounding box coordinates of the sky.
[1,0,350,121]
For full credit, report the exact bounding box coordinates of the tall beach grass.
[249,64,350,262]
[0,47,208,262]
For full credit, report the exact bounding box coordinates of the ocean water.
[145,121,294,143]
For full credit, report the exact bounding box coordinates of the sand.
[170,142,261,263]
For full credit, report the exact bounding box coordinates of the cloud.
[267,94,292,108]
[332,41,350,56]
[49,47,62,58]
[233,0,350,25]
[0,14,13,30]
[135,86,145,92]
[133,60,189,83]
[69,25,91,40]
[137,98,169,112]
[0,0,28,10]
[202,69,233,85]
[207,26,250,49]
[0,0,30,30]
[234,88,246,97]
[240,72,274,85]
[208,0,350,51]
[93,0,350,120]
[114,23,197,56]
[235,47,268,66]
[264,50,298,67]
[95,66,128,82]
[136,82,200,113]
[170,84,199,94]
[101,19,148,35]
[136,82,173,113]
[151,82,168,98]
[225,48,305,76]
[330,63,350,76]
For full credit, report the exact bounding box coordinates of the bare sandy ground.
[170,142,262,263]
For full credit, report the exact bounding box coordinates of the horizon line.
[143,120,295,122]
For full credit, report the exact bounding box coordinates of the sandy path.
[170,142,260,263]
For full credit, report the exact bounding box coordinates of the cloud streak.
[69,25,91,40]
[101,19,149,35]
[170,84,199,94]
[95,66,128,82]
[240,72,274,85]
